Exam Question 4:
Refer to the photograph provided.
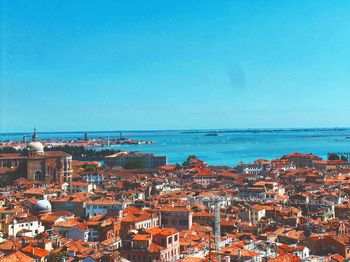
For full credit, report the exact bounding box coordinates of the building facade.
[0,130,73,185]
[104,151,167,169]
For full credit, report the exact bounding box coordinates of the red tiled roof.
[269,254,301,262]
[22,245,49,258]
[0,251,34,262]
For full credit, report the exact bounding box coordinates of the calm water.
[1,129,350,166]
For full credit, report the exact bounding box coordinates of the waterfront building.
[0,130,73,185]
[281,152,322,168]
[104,151,167,169]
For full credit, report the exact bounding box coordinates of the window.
[168,237,172,244]
[174,234,178,242]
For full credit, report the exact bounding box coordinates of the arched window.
[34,171,42,181]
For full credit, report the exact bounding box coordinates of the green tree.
[341,156,348,162]
[183,155,198,167]
[175,163,182,170]
[328,153,340,160]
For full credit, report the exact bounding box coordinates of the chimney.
[237,249,242,261]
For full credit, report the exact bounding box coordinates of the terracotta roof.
[148,242,163,252]
[40,211,73,223]
[0,153,25,159]
[329,254,345,262]
[269,254,301,262]
[44,151,71,157]
[7,214,39,224]
[158,228,177,237]
[22,245,49,258]
[0,239,22,252]
[0,251,34,262]
[87,199,122,205]
[161,206,191,213]
[133,234,151,241]
[53,218,88,230]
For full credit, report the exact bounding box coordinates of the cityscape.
[1,129,350,261]
[2,1,350,262]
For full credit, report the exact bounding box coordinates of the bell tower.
[32,128,38,142]
[26,129,45,182]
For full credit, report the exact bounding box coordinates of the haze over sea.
[1,129,350,167]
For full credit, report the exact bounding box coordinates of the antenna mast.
[210,197,221,260]
[214,200,221,257]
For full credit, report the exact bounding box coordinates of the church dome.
[27,141,44,153]
[32,199,52,213]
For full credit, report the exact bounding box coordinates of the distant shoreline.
[1,127,349,136]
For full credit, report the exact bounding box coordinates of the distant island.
[183,127,347,134]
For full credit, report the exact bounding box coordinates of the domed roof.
[32,199,52,213]
[27,141,44,153]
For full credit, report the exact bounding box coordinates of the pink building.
[120,227,180,262]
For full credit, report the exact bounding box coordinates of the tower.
[209,197,221,260]
[32,128,38,142]
[26,129,45,182]
[214,201,221,257]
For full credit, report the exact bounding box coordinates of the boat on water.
[205,132,219,136]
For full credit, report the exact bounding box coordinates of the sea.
[1,129,350,167]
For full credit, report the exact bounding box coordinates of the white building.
[250,205,266,224]
[4,214,45,238]
[86,199,123,218]
[53,218,89,242]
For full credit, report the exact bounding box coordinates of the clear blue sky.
[1,0,350,132]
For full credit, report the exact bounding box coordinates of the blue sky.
[1,0,350,132]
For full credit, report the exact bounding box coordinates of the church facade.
[0,130,72,185]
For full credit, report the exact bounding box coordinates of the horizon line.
[0,126,349,136]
